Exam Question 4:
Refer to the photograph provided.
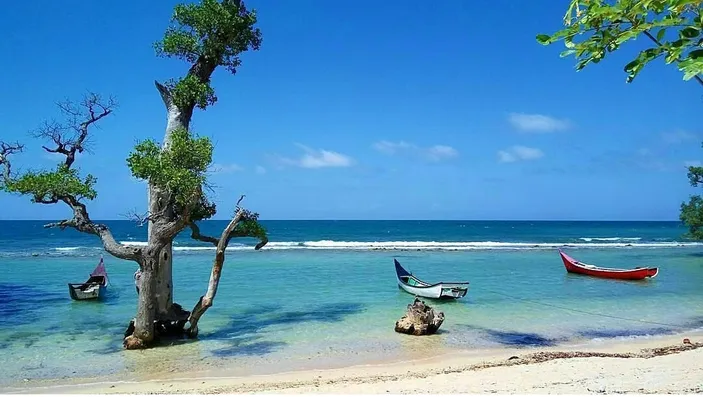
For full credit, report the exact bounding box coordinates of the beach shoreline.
[7,330,703,394]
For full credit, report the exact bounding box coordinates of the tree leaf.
[624,59,640,72]
[538,0,703,85]
[681,26,700,39]
[656,28,666,42]
[690,49,703,59]
[536,34,552,45]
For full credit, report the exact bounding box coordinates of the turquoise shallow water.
[1,221,702,387]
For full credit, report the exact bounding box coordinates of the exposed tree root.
[123,303,192,349]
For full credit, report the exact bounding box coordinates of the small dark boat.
[559,250,658,280]
[68,257,109,300]
[394,259,469,299]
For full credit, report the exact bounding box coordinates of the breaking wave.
[578,237,642,242]
[1,239,699,258]
[105,239,703,251]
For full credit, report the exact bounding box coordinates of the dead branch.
[0,141,24,182]
[186,202,246,338]
[123,201,174,227]
[34,93,117,168]
[154,81,173,109]
[122,209,151,227]
[44,194,142,262]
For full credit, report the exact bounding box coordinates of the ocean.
[1,220,702,388]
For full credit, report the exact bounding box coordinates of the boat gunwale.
[394,259,469,289]
[558,250,658,275]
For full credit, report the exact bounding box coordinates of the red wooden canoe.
[558,250,658,280]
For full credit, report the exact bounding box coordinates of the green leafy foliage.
[154,0,262,110]
[680,157,703,239]
[680,195,703,239]
[3,164,97,203]
[235,209,266,240]
[167,74,217,110]
[536,0,703,83]
[127,128,213,207]
[190,194,218,222]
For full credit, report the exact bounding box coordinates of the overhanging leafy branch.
[189,196,269,250]
[0,93,140,261]
[537,0,703,84]
[538,0,703,241]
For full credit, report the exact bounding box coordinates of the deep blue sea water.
[1,220,703,388]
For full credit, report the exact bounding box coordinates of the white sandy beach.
[11,332,703,395]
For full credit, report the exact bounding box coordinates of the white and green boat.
[394,259,469,300]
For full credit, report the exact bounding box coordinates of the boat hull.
[68,283,107,300]
[394,259,469,299]
[397,282,468,299]
[68,257,109,300]
[559,250,658,280]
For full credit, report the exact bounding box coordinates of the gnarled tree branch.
[186,199,247,338]
[34,93,117,168]
[0,141,24,183]
[4,94,134,261]
[189,221,219,245]
[44,195,142,262]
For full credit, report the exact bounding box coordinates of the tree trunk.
[148,184,174,317]
[149,83,193,317]
[124,82,197,348]
[124,257,157,349]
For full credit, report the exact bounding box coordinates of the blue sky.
[1,0,701,221]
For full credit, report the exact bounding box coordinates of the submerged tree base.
[123,302,191,350]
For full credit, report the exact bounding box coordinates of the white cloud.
[372,141,459,162]
[426,145,459,161]
[210,163,244,173]
[498,145,544,163]
[372,141,415,155]
[255,165,267,174]
[508,113,570,133]
[685,160,702,167]
[277,144,354,169]
[662,130,697,144]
